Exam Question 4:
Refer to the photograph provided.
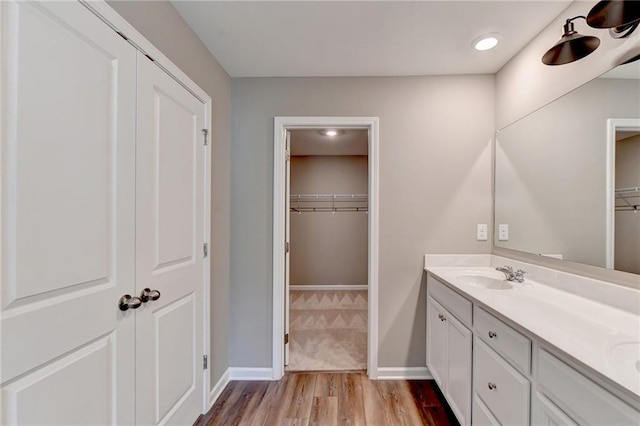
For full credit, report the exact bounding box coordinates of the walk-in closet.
[615,131,640,274]
[287,129,369,371]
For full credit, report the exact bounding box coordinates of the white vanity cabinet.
[426,276,472,425]
[426,269,640,426]
[534,349,640,425]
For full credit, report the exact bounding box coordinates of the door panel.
[136,54,205,426]
[11,0,111,300]
[1,2,137,424]
[155,295,196,421]
[447,313,472,426]
[155,92,196,268]
[3,334,116,425]
[426,296,447,390]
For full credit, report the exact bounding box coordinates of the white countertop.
[425,265,640,400]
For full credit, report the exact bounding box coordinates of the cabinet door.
[532,393,578,426]
[426,296,448,390]
[1,1,137,424]
[446,311,472,426]
[135,53,206,425]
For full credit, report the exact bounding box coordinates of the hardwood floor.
[195,372,460,426]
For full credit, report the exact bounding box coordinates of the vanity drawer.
[474,307,531,374]
[473,338,530,426]
[427,275,472,327]
[537,349,640,425]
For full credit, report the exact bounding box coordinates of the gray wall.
[290,156,368,286]
[107,0,231,389]
[230,76,494,368]
[615,134,640,274]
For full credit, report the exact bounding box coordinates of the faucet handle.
[514,269,527,282]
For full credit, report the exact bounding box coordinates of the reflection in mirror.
[495,60,640,274]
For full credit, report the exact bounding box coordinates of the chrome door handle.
[488,382,497,390]
[119,295,143,311]
[488,331,497,339]
[140,288,161,303]
[438,314,446,322]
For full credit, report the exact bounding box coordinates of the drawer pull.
[488,382,497,390]
[488,331,497,339]
[438,314,446,322]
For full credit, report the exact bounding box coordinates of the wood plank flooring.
[195,372,459,426]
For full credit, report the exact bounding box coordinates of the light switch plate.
[498,224,509,241]
[477,224,488,241]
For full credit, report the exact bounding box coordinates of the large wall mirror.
[495,61,640,275]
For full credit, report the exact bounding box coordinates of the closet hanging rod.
[290,207,368,213]
[615,205,638,212]
[290,193,368,201]
[615,186,640,195]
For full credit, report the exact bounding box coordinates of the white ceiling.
[171,0,572,77]
[290,129,368,156]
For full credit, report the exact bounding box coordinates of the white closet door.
[135,54,206,426]
[1,1,137,425]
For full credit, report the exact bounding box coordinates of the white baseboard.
[229,367,275,381]
[290,284,368,291]
[376,367,432,380]
[208,368,231,410]
[220,366,429,383]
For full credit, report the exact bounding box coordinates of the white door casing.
[605,118,640,269]
[1,1,137,424]
[135,53,206,425]
[272,116,379,379]
[284,131,291,366]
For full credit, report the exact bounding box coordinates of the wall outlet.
[498,224,509,241]
[477,224,488,241]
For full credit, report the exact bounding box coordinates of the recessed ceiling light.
[473,33,501,51]
[319,129,344,137]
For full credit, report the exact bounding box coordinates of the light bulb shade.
[587,0,640,29]
[542,31,600,65]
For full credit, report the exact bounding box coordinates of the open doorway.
[287,129,369,371]
[613,129,640,274]
[272,117,379,379]
[606,118,640,273]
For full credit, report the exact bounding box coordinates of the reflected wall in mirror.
[495,61,640,274]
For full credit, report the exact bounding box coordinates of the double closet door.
[1,2,207,424]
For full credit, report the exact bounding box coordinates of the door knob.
[140,288,161,303]
[119,295,143,311]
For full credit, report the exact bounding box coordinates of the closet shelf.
[615,186,639,211]
[290,193,368,213]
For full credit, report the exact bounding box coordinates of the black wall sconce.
[542,0,640,65]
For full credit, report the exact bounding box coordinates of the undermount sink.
[456,275,514,290]
[608,341,640,374]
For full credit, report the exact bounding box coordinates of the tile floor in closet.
[288,290,368,371]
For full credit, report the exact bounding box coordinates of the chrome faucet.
[496,266,527,283]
